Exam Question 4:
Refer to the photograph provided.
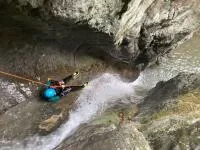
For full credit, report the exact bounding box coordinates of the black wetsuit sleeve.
[48,80,60,86]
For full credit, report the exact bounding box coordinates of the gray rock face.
[138,72,200,117]
[0,79,32,114]
[3,0,200,67]
[143,117,200,150]
[117,0,200,67]
[0,6,118,77]
[56,123,151,150]
[136,73,200,150]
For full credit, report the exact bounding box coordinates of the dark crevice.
[117,0,131,19]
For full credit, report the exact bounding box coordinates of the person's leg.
[60,86,82,97]
[67,82,88,92]
[62,71,79,83]
[64,85,84,92]
[60,82,88,96]
[62,75,73,83]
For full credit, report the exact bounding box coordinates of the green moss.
[92,112,120,126]
[92,105,138,126]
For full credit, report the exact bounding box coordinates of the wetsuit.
[42,74,84,102]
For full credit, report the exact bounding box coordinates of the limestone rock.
[56,122,151,150]
[142,116,200,150]
[3,0,200,67]
[137,73,200,150]
[138,72,200,117]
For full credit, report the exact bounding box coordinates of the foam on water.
[0,66,168,150]
[0,73,140,150]
[0,45,199,150]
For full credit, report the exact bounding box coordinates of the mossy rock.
[139,89,200,150]
[92,104,138,126]
[141,89,200,124]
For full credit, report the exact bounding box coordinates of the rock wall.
[0,6,118,77]
[2,0,200,67]
[137,72,200,150]
[139,73,200,116]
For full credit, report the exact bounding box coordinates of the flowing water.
[0,33,200,149]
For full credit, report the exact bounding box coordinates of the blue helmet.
[43,88,57,98]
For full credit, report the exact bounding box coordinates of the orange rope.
[0,70,65,88]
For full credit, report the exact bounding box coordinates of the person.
[42,72,88,102]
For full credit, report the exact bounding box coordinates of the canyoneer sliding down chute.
[0,70,88,102]
[42,72,88,102]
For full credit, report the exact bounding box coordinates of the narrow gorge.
[0,0,199,150]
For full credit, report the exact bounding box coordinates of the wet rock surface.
[0,1,199,150]
[56,122,151,150]
[138,72,200,117]
[55,104,142,150]
[136,73,200,150]
[0,3,139,142]
[47,72,199,150]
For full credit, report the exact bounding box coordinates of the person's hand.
[59,81,65,85]
[61,84,66,88]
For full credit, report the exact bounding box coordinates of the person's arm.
[46,80,60,87]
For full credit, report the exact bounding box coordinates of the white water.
[0,73,141,150]
[1,69,167,150]
[1,42,200,150]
